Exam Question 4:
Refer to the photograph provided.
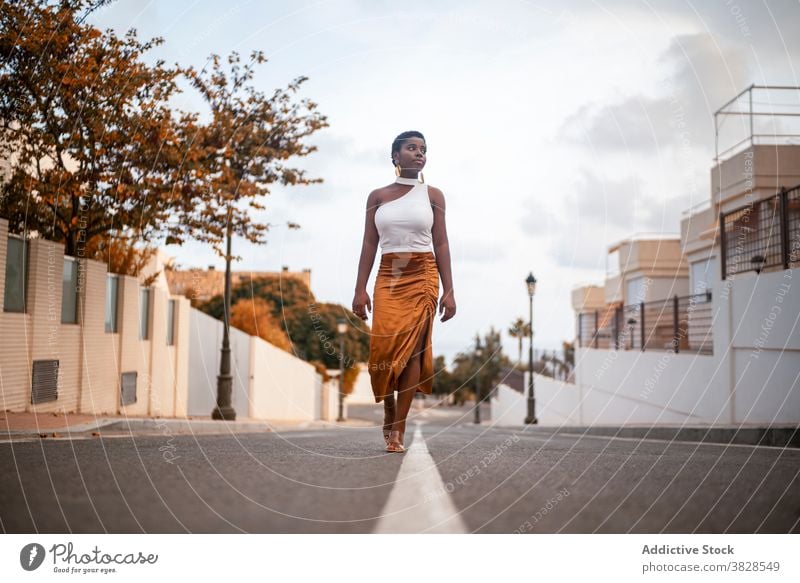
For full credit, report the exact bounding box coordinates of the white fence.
[493,374,581,427]
[187,308,324,421]
[557,269,800,426]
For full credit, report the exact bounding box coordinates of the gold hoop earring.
[394,164,401,176]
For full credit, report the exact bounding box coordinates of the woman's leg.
[383,392,396,436]
[392,320,428,437]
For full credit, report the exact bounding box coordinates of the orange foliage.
[229,298,292,352]
[83,234,159,286]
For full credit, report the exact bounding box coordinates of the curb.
[2,417,377,439]
[512,424,800,448]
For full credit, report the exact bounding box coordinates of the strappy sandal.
[385,430,405,453]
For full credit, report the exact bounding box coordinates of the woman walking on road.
[352,130,456,453]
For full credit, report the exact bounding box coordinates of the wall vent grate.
[121,372,137,406]
[31,359,59,404]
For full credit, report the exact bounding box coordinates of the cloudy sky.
[90,0,800,366]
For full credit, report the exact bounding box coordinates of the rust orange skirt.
[368,251,439,403]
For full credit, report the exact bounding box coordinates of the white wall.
[187,308,252,418]
[494,374,582,427]
[249,335,317,421]
[348,363,377,404]
[717,268,800,424]
[573,348,726,424]
[568,267,800,425]
[188,307,322,421]
[319,379,343,421]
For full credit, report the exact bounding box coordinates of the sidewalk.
[0,410,375,440]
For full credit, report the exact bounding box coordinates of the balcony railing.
[578,292,714,355]
[714,85,800,162]
[720,184,800,279]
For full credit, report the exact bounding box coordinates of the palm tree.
[508,317,531,366]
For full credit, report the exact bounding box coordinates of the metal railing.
[720,184,800,279]
[578,291,714,355]
[714,85,800,162]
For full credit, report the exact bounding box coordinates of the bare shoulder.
[427,184,445,206]
[366,187,385,206]
[368,184,396,199]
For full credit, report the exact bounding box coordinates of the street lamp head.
[337,318,347,334]
[525,272,537,296]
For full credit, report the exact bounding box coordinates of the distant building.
[166,265,312,303]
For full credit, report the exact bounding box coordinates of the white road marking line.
[373,423,468,534]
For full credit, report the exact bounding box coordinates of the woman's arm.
[430,186,456,321]
[352,190,380,320]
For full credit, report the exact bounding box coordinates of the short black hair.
[391,130,425,165]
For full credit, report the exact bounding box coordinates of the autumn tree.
[83,233,160,286]
[0,0,195,256]
[199,274,371,368]
[229,297,292,351]
[178,49,327,420]
[178,50,329,256]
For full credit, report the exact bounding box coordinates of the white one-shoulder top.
[374,176,434,253]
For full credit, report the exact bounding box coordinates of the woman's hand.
[439,288,456,322]
[352,289,372,321]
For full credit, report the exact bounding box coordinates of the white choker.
[395,176,422,185]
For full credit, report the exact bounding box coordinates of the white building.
[0,219,190,417]
[496,85,800,427]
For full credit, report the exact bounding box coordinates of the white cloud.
[561,33,750,154]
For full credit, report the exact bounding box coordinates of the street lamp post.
[337,318,347,422]
[212,206,236,421]
[627,318,637,350]
[474,335,482,424]
[524,272,538,424]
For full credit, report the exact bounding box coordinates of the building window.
[626,276,646,305]
[166,298,176,346]
[3,236,29,313]
[105,274,119,333]
[690,256,715,295]
[606,249,620,278]
[61,257,79,324]
[139,287,150,340]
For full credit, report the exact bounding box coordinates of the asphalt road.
[1,404,798,533]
